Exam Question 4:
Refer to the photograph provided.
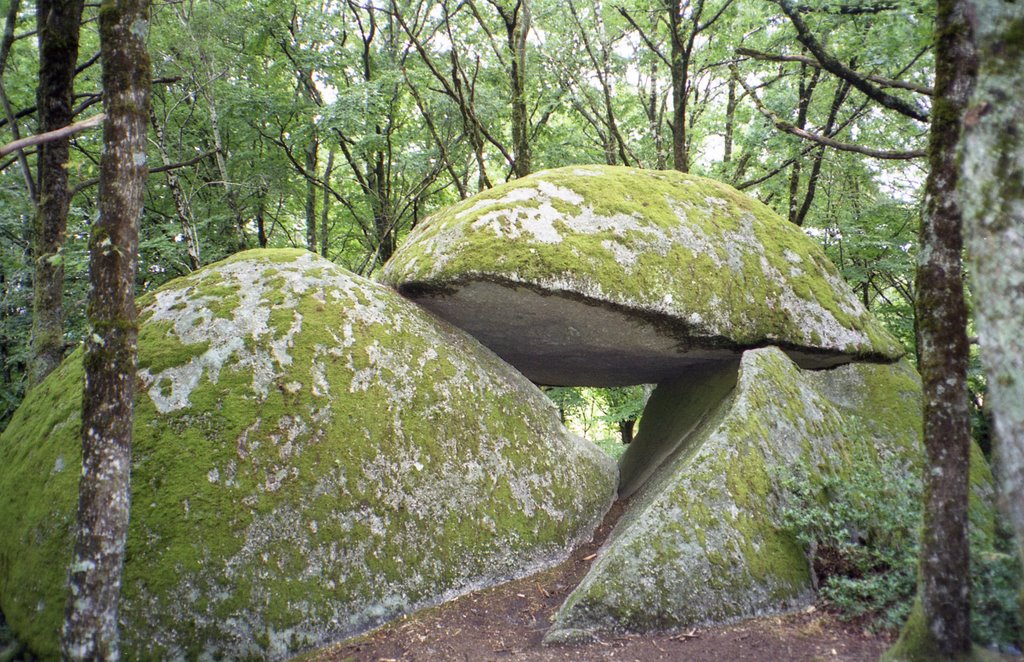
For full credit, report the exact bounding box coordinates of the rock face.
[381,166,903,386]
[0,249,617,660]
[545,347,993,641]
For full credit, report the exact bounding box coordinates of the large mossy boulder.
[545,347,995,641]
[381,166,903,386]
[0,249,617,660]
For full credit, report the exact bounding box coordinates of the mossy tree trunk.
[886,0,976,658]
[61,0,151,658]
[29,0,85,386]
[960,0,1024,569]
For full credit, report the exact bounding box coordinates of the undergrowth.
[779,453,1022,651]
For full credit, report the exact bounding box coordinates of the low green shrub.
[778,453,1022,649]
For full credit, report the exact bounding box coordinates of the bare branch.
[0,113,105,158]
[734,66,924,160]
[773,0,929,122]
[70,148,217,198]
[736,47,933,95]
[616,7,670,68]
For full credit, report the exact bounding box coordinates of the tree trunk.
[256,196,268,248]
[29,0,84,386]
[61,0,150,658]
[506,0,531,177]
[305,132,318,253]
[723,75,736,165]
[668,0,688,173]
[152,109,200,270]
[618,419,635,445]
[886,0,975,657]
[960,0,1024,568]
[320,149,334,258]
[788,62,819,225]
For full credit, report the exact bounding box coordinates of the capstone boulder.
[0,249,617,660]
[381,166,904,386]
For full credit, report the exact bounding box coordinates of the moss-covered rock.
[545,347,994,640]
[382,166,904,386]
[0,249,617,660]
[617,360,739,498]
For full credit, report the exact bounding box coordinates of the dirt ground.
[304,502,892,662]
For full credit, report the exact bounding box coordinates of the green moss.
[136,319,211,373]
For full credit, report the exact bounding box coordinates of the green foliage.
[780,454,1022,647]
[544,385,649,453]
[600,386,648,427]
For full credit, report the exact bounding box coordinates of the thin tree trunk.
[960,0,1024,568]
[320,149,334,258]
[61,0,150,657]
[256,196,268,248]
[29,0,85,386]
[788,62,819,225]
[505,0,531,177]
[205,84,247,249]
[305,132,318,252]
[668,0,688,173]
[887,0,975,656]
[723,75,736,165]
[794,80,851,227]
[152,109,200,270]
[0,0,38,204]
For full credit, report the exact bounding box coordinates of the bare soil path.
[304,502,891,662]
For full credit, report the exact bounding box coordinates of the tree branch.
[0,113,105,158]
[773,0,930,122]
[736,47,932,95]
[616,7,670,68]
[70,148,217,198]
[735,67,924,160]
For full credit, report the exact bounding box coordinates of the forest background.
[0,0,939,436]
[4,0,1024,657]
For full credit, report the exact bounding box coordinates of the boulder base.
[546,347,991,639]
[0,249,617,660]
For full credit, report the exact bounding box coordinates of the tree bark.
[960,0,1024,568]
[151,108,200,270]
[887,0,975,656]
[305,131,318,253]
[61,0,151,658]
[0,0,38,204]
[723,75,736,165]
[788,62,819,225]
[618,419,635,445]
[29,0,84,386]
[506,0,531,177]
[667,0,690,172]
[320,149,334,258]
